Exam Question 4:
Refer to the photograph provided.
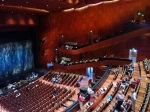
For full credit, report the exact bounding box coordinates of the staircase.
[135,62,150,112]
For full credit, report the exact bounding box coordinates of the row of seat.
[43,71,80,87]
[138,83,150,112]
[109,82,137,112]
[0,80,75,112]
[143,58,150,74]
[94,82,121,112]
[109,63,141,112]
[85,82,113,112]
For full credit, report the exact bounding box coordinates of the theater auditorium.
[0,0,150,112]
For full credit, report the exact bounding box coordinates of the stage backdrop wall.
[0,30,36,79]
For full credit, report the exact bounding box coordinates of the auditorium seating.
[0,62,149,112]
[143,58,150,78]
[59,57,131,66]
[85,82,113,112]
[138,83,150,112]
[43,71,80,87]
[0,80,76,112]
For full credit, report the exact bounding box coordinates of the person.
[97,88,103,96]
[88,94,96,106]
[52,88,57,98]
[122,95,132,110]
[87,87,94,96]
[60,59,67,65]
[131,90,136,112]
[130,78,140,88]
[16,93,21,98]
[115,91,124,111]
[78,93,85,110]
[51,77,56,84]
[58,77,62,84]
[120,78,127,89]
[106,94,113,103]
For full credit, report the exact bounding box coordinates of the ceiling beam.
[0,5,49,15]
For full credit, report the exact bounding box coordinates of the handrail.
[59,27,150,55]
[63,65,111,112]
[54,58,131,70]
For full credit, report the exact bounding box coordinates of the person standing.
[131,90,136,112]
[115,91,124,111]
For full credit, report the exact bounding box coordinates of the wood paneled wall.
[38,0,147,67]
[87,36,150,61]
[0,12,38,26]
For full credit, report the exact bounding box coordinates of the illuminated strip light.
[75,2,102,11]
[63,0,119,12]
[63,8,74,12]
[88,2,103,7]
[75,5,88,11]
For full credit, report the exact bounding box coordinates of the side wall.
[38,0,147,67]
[84,36,150,61]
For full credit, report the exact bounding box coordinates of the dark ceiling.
[0,0,111,15]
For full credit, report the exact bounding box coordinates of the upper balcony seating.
[59,57,131,66]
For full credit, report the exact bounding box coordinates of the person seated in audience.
[58,77,62,84]
[7,84,15,90]
[104,55,107,58]
[106,94,113,103]
[103,86,107,91]
[51,77,56,84]
[129,78,135,84]
[0,89,3,95]
[97,87,106,96]
[130,77,140,87]
[15,93,21,98]
[94,58,99,62]
[147,74,150,78]
[66,45,73,49]
[87,94,96,106]
[120,78,129,89]
[87,87,94,96]
[121,95,132,111]
[60,59,67,65]
[78,93,85,110]
[52,88,57,98]
[110,54,114,58]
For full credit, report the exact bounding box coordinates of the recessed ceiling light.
[26,2,28,3]
[47,5,48,7]
[59,7,61,8]
[2,0,4,2]
[12,12,13,13]
[24,13,25,14]
[21,6,22,7]
[2,4,4,5]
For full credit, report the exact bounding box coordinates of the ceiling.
[0,0,110,15]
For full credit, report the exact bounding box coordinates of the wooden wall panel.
[38,0,147,67]
[0,12,38,26]
[90,36,150,61]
